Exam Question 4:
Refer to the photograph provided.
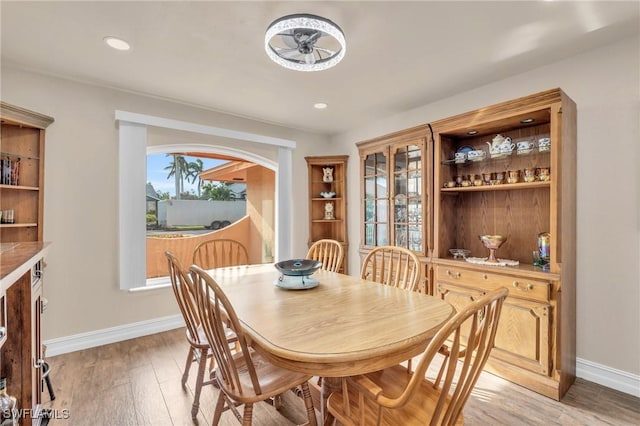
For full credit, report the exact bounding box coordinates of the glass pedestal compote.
[479,235,506,263]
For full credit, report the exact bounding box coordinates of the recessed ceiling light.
[314,103,328,109]
[467,130,478,135]
[520,118,535,124]
[104,36,131,51]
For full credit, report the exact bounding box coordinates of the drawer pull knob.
[455,272,461,278]
[483,274,488,280]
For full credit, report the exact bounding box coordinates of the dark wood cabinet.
[1,102,53,424]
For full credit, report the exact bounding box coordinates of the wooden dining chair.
[193,238,249,269]
[165,251,237,419]
[360,245,421,291]
[190,264,318,426]
[324,287,508,426]
[307,239,344,273]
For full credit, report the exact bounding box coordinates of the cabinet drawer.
[435,265,551,303]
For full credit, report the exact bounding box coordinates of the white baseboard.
[577,357,640,397]
[43,314,185,357]
[43,317,639,398]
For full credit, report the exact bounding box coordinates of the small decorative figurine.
[324,202,335,220]
[322,166,334,182]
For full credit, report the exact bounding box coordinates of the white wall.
[334,36,640,377]
[0,66,327,340]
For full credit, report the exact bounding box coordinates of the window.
[116,111,295,290]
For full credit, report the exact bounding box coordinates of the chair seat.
[216,350,312,405]
[327,364,462,426]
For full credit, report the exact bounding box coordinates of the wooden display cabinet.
[1,102,53,243]
[305,156,348,273]
[357,125,433,293]
[430,88,576,400]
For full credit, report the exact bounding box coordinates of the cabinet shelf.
[0,184,39,191]
[312,179,343,184]
[441,181,550,192]
[442,150,549,166]
[0,223,38,228]
[312,219,343,223]
[311,197,342,201]
[0,151,40,160]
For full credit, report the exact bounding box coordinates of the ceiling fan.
[265,13,346,72]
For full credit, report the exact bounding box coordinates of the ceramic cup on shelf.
[443,181,456,188]
[523,167,536,183]
[538,137,551,152]
[467,150,486,162]
[492,171,505,185]
[472,174,483,186]
[482,172,493,185]
[517,140,535,155]
[536,167,551,181]
[507,169,520,184]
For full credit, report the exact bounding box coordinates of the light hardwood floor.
[43,328,639,425]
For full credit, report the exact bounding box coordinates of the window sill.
[128,276,171,293]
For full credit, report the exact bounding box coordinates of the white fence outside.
[157,199,246,228]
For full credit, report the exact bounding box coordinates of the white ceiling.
[2,1,638,136]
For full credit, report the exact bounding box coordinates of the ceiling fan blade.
[276,47,302,59]
[314,47,336,59]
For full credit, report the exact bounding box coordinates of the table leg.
[320,377,341,425]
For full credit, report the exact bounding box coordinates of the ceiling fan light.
[265,13,346,72]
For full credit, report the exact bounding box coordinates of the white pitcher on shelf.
[487,134,513,157]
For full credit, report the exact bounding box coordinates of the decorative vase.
[479,235,506,263]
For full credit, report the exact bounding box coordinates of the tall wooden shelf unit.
[356,89,576,400]
[305,156,349,273]
[0,102,52,243]
[0,102,53,424]
[356,125,433,293]
[431,88,576,400]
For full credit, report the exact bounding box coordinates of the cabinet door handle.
[33,358,45,369]
[446,270,461,279]
[513,281,533,291]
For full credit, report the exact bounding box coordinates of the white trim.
[118,122,148,290]
[577,357,640,397]
[115,110,296,149]
[147,144,277,171]
[43,315,185,357]
[275,147,293,261]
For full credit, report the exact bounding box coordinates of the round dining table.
[205,263,455,422]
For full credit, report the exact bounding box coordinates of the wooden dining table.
[205,263,455,421]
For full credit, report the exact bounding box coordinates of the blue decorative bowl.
[275,259,322,276]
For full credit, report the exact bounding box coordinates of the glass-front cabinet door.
[363,150,389,247]
[392,144,423,252]
[359,132,430,257]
